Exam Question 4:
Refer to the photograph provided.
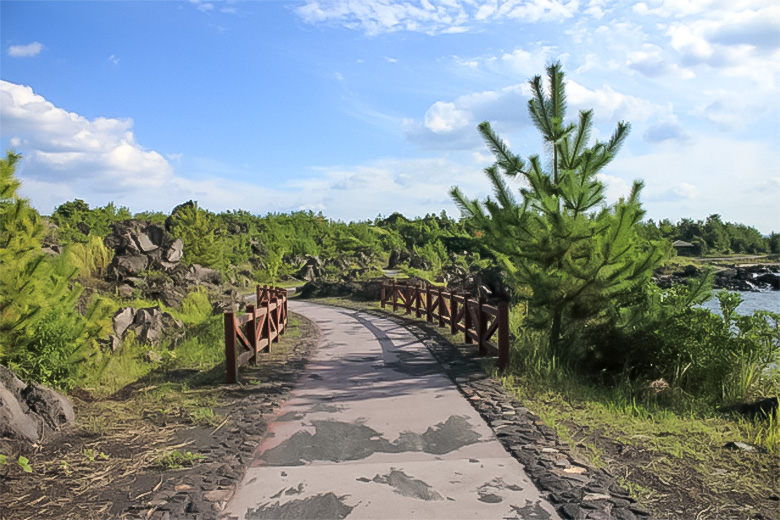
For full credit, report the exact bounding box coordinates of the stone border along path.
[223,301,652,520]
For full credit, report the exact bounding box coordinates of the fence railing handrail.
[380,280,509,371]
[224,285,289,383]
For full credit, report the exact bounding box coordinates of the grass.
[156,449,205,470]
[499,368,780,518]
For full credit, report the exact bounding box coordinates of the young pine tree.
[451,62,668,361]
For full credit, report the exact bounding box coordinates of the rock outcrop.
[102,219,244,312]
[108,306,184,350]
[0,365,75,443]
[653,263,780,291]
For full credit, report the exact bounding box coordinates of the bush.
[584,281,780,405]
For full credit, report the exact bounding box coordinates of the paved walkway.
[223,301,559,520]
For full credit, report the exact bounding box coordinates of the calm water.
[700,290,780,316]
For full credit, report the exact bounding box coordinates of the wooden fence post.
[246,304,258,363]
[438,288,445,328]
[380,282,386,308]
[415,286,422,319]
[272,294,280,343]
[405,285,413,315]
[450,292,458,335]
[425,285,432,323]
[280,290,287,336]
[392,281,398,312]
[464,294,473,344]
[498,301,509,371]
[477,297,487,356]
[224,312,238,384]
[264,297,272,351]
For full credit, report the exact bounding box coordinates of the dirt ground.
[0,313,319,520]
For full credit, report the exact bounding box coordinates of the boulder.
[0,366,76,443]
[165,238,184,263]
[111,306,184,347]
[112,307,136,338]
[110,254,149,280]
[187,264,223,286]
[0,384,40,442]
[136,232,159,253]
[131,307,182,345]
[0,365,27,403]
[22,383,75,432]
[755,273,780,290]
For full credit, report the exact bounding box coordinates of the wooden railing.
[380,281,509,371]
[224,285,288,383]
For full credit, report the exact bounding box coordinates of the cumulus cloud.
[404,84,528,150]
[1,81,174,191]
[566,80,661,123]
[424,101,470,133]
[7,42,43,57]
[0,80,488,220]
[692,88,768,132]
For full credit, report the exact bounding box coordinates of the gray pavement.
[223,301,559,520]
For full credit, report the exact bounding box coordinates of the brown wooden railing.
[380,281,509,371]
[224,285,288,383]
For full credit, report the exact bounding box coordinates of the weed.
[1,454,32,473]
[82,449,109,462]
[189,406,221,426]
[156,449,204,470]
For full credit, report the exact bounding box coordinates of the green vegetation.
[0,454,32,473]
[452,62,667,358]
[639,213,778,256]
[450,62,778,410]
[156,449,205,469]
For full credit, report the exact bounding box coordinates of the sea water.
[699,290,780,316]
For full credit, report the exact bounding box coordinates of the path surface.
[223,301,559,520]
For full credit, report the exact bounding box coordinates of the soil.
[0,312,320,520]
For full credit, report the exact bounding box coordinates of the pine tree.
[451,62,668,360]
[168,201,225,269]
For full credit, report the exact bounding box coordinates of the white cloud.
[613,136,780,233]
[566,80,661,123]
[424,101,469,133]
[190,0,215,13]
[0,80,487,221]
[1,80,174,195]
[643,115,691,143]
[288,156,490,220]
[404,84,528,150]
[7,42,43,58]
[295,0,590,35]
[626,43,695,78]
[692,88,769,131]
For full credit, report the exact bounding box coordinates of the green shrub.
[584,279,780,405]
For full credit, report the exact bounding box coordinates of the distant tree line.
[638,214,778,256]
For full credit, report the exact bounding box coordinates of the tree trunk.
[549,307,562,359]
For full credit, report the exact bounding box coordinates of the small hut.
[672,240,695,256]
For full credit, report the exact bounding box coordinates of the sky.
[1,0,778,233]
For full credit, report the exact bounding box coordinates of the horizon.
[1,1,778,234]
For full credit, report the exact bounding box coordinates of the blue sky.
[1,0,778,233]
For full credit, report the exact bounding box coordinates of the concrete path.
[223,301,559,520]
